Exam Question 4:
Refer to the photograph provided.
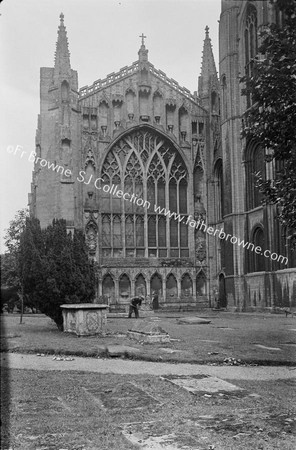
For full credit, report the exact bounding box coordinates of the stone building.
[215,0,296,310]
[29,3,295,311]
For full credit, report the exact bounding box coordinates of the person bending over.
[128,296,143,318]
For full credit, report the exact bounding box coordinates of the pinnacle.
[54,13,71,77]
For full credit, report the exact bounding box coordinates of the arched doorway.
[218,273,227,308]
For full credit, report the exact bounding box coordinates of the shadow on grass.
[0,316,11,448]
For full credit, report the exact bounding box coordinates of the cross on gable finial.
[139,33,147,46]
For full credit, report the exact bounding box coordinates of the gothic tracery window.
[244,4,258,108]
[245,140,264,210]
[214,159,223,221]
[100,128,189,257]
[250,226,265,272]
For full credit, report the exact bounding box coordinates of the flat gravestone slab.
[122,428,181,450]
[122,421,203,449]
[162,375,243,394]
[176,317,211,325]
[86,382,159,410]
[127,320,170,343]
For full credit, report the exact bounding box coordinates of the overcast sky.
[0,0,221,252]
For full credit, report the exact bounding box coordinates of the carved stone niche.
[84,191,96,211]
[195,230,206,262]
[85,216,98,255]
[139,85,151,95]
[60,125,71,140]
[83,107,90,127]
[101,125,107,137]
[90,107,97,130]
[140,115,150,122]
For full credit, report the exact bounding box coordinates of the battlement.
[79,61,198,104]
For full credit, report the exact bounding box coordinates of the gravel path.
[2,352,296,380]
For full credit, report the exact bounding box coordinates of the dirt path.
[2,352,296,380]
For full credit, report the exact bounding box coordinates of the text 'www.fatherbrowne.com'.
[7,145,288,266]
[154,205,288,265]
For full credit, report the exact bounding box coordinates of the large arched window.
[100,128,188,258]
[221,75,227,121]
[244,4,258,108]
[214,159,223,221]
[250,227,265,272]
[245,140,264,210]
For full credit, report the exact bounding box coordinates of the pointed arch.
[181,273,193,297]
[244,3,258,108]
[249,225,265,272]
[61,80,69,101]
[166,273,177,298]
[99,126,190,258]
[153,90,163,123]
[150,272,162,295]
[119,273,131,297]
[196,270,207,295]
[135,273,147,297]
[213,158,223,221]
[102,273,115,303]
[245,139,264,210]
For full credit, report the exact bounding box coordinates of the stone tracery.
[100,128,189,258]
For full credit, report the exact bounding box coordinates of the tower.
[31,13,80,230]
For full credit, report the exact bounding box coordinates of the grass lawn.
[1,311,295,364]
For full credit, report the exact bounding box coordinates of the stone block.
[176,316,211,324]
[61,303,109,336]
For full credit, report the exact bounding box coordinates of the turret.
[198,26,219,112]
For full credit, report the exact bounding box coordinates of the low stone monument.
[127,320,170,343]
[61,303,109,336]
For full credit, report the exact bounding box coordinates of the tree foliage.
[19,218,96,329]
[1,208,29,288]
[242,0,296,229]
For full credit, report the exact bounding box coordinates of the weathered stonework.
[30,8,295,313]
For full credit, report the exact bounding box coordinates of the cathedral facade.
[29,2,295,311]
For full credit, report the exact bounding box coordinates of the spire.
[138,33,148,63]
[54,13,71,79]
[198,26,218,98]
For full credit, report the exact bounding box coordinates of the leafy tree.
[19,218,95,330]
[1,208,29,288]
[242,0,296,230]
[1,209,29,314]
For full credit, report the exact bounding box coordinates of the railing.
[79,61,198,103]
